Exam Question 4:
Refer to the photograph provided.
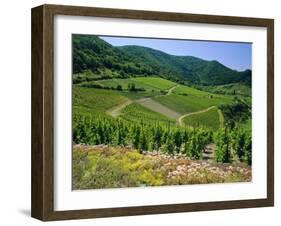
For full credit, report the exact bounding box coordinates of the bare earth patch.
[136,98,181,119]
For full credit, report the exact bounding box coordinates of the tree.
[231,128,246,161]
[132,126,141,149]
[116,85,123,91]
[153,125,162,151]
[173,130,182,153]
[163,135,174,155]
[128,83,136,92]
[185,134,202,160]
[139,128,148,151]
[214,128,231,163]
[243,134,252,165]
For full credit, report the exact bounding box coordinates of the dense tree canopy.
[72,35,252,86]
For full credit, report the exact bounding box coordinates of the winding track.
[106,85,179,119]
[106,99,133,118]
[166,85,178,95]
[177,106,216,126]
[106,85,224,128]
[217,109,225,128]
[177,106,224,127]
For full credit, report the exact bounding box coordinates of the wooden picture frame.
[31,4,274,221]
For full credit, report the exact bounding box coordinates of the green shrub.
[73,114,214,159]
[214,128,232,163]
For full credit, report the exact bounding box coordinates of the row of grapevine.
[73,114,251,165]
[214,127,252,165]
[73,114,212,159]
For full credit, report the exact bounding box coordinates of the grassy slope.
[93,77,176,91]
[154,85,233,114]
[120,103,176,125]
[132,77,177,90]
[74,77,235,130]
[73,85,129,116]
[173,85,211,96]
[182,107,221,130]
[201,83,251,96]
[79,77,177,100]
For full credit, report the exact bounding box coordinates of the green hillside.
[153,85,233,114]
[120,103,175,126]
[182,107,222,130]
[73,86,129,116]
[90,77,176,92]
[73,76,237,126]
[120,45,251,85]
[72,35,253,189]
[73,77,252,172]
[73,34,251,86]
[199,83,251,96]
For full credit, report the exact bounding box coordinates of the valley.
[72,34,252,189]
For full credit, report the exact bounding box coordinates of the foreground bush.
[73,145,252,190]
[214,128,232,163]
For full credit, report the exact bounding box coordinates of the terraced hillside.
[97,77,177,91]
[119,103,176,126]
[73,86,129,116]
[73,78,252,191]
[153,85,233,114]
[72,34,252,189]
[180,106,223,130]
[74,77,234,130]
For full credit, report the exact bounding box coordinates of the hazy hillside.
[73,34,251,86]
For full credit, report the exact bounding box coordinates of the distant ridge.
[73,35,251,86]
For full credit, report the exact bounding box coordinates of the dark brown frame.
[31,4,274,221]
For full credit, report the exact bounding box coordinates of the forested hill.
[73,34,251,86]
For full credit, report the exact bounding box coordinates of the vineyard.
[73,76,251,163]
[73,108,251,189]
[181,107,222,130]
[153,89,233,114]
[73,86,128,116]
[97,77,177,91]
[73,112,251,164]
[119,103,176,126]
[72,34,252,189]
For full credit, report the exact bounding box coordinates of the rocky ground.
[141,149,251,184]
[73,144,252,189]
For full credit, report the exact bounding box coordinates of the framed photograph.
[31,4,274,221]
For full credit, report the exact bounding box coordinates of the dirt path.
[217,109,224,128]
[106,85,179,119]
[203,143,216,161]
[153,85,178,98]
[177,106,216,126]
[105,85,224,130]
[134,85,181,119]
[167,85,178,95]
[136,85,180,119]
[106,99,133,118]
